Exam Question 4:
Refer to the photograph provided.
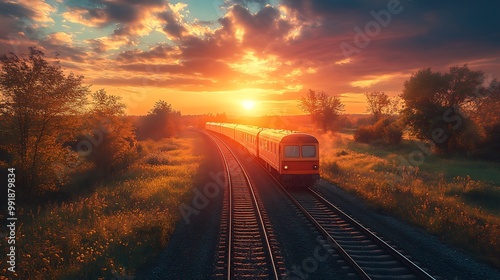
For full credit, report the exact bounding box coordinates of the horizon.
[1,0,499,116]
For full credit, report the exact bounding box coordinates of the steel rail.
[260,160,435,280]
[209,132,279,279]
[308,187,435,280]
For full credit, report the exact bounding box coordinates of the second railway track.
[209,133,285,279]
[283,186,437,280]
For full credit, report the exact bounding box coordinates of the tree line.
[299,65,500,158]
[0,48,180,198]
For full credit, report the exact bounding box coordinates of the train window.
[302,145,316,157]
[284,146,300,158]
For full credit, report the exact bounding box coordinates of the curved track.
[209,133,284,279]
[282,186,437,280]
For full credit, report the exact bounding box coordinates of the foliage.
[384,123,403,145]
[84,89,137,177]
[364,91,400,120]
[196,113,227,129]
[10,137,202,279]
[137,100,181,140]
[299,89,344,131]
[353,117,403,145]
[470,79,500,158]
[353,125,375,143]
[400,65,486,153]
[0,47,90,195]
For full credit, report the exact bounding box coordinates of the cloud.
[158,3,189,39]
[116,44,180,63]
[11,0,56,23]
[62,7,109,27]
[62,0,168,30]
[0,1,34,19]
[2,0,500,115]
[86,35,139,53]
[46,32,73,45]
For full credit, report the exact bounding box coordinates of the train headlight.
[313,164,318,170]
[284,165,289,170]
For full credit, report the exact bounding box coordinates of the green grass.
[345,137,500,184]
[316,131,500,267]
[6,136,203,279]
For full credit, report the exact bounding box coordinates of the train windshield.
[284,145,300,158]
[302,145,316,157]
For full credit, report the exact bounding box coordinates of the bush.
[384,123,403,145]
[354,117,403,145]
[372,117,392,138]
[354,126,377,143]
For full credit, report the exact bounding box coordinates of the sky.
[0,0,499,116]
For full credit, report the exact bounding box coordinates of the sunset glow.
[242,100,256,111]
[0,0,498,116]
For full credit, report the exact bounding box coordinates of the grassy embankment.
[318,131,500,268]
[6,135,202,279]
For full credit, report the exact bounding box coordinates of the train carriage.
[234,125,263,157]
[205,122,222,134]
[220,123,238,139]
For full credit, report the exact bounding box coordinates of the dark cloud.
[229,5,291,51]
[159,10,188,39]
[178,32,240,61]
[104,2,138,23]
[64,0,168,28]
[0,1,34,19]
[116,44,178,63]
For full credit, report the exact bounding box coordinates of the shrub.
[354,126,376,143]
[372,117,392,139]
[354,117,403,145]
[384,123,403,145]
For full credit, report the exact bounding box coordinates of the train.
[205,122,320,187]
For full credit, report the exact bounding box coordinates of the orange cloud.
[62,7,108,27]
[46,32,73,45]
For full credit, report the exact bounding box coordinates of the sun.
[242,100,256,110]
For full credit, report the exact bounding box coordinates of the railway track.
[208,131,436,279]
[209,133,285,279]
[282,187,437,280]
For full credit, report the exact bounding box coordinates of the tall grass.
[2,137,202,279]
[317,132,500,267]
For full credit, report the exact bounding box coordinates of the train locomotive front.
[258,129,320,187]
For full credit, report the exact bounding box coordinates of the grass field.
[3,135,203,279]
[317,131,500,267]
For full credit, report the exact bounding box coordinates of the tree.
[299,89,344,131]
[85,89,137,177]
[0,47,89,195]
[365,91,399,120]
[400,65,485,153]
[472,79,500,133]
[470,79,500,158]
[138,100,181,140]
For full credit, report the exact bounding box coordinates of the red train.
[206,122,320,187]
